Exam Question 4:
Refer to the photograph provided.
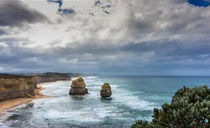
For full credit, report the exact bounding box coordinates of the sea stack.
[69,77,88,95]
[100,83,112,97]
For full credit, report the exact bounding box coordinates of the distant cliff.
[29,72,80,83]
[0,74,36,102]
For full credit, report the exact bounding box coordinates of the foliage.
[131,86,210,128]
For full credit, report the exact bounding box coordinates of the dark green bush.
[131,86,210,128]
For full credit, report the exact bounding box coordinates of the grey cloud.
[58,8,76,15]
[1,0,210,75]
[123,41,210,60]
[0,29,7,35]
[1,37,210,75]
[42,41,210,75]
[116,0,210,41]
[0,0,48,27]
[47,0,76,15]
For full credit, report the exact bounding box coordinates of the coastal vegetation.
[131,86,210,128]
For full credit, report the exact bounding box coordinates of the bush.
[131,86,210,128]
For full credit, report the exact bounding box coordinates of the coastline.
[0,82,54,116]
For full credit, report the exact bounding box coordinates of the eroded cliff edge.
[28,72,79,83]
[0,74,36,102]
[0,72,82,102]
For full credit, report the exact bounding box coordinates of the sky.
[188,0,210,7]
[0,0,210,75]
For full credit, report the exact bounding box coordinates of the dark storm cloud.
[123,41,210,56]
[1,37,210,75]
[0,38,39,64]
[42,40,210,66]
[0,0,48,27]
[0,38,48,73]
[0,29,7,35]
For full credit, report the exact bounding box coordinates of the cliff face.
[0,74,36,102]
[0,72,80,102]
[31,72,72,83]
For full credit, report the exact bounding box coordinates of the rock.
[69,77,88,95]
[100,83,112,97]
[0,74,36,102]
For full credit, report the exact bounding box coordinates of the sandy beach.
[0,82,53,115]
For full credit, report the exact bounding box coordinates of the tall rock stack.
[69,77,88,95]
[100,83,112,98]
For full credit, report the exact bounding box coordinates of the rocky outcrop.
[0,74,36,102]
[100,83,112,97]
[69,77,88,95]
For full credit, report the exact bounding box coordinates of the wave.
[84,77,157,111]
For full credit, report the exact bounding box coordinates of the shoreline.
[0,82,55,116]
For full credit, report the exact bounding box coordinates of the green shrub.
[131,86,210,128]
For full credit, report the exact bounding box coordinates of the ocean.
[1,76,210,128]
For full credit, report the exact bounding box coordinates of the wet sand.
[0,82,54,115]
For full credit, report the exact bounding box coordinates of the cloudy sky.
[0,0,210,75]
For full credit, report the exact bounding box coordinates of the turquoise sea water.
[1,76,210,128]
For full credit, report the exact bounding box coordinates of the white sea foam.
[41,81,71,96]
[40,76,156,115]
[84,77,156,110]
[112,89,156,110]
[0,76,157,127]
[43,109,101,122]
[38,76,145,122]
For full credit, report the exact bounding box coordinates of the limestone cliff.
[30,72,73,83]
[0,74,36,102]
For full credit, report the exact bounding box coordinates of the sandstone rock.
[100,83,112,97]
[69,77,88,95]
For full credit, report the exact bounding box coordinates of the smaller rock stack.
[100,83,112,97]
[69,77,88,95]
